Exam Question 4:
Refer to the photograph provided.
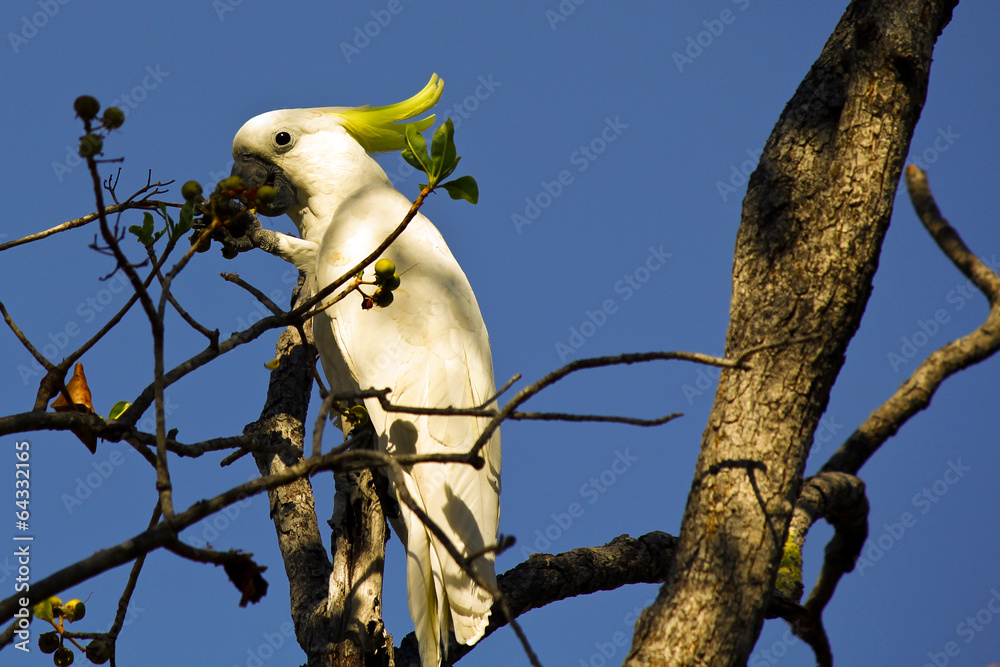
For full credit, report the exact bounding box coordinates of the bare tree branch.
[625,2,959,664]
[769,472,869,667]
[394,532,678,666]
[0,195,174,253]
[821,166,1000,476]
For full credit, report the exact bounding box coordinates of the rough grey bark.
[247,319,337,664]
[625,1,958,665]
[328,465,393,666]
[395,532,678,666]
[248,287,392,667]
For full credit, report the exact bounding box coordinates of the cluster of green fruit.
[362,258,402,309]
[34,596,110,665]
[73,96,125,158]
[183,176,277,258]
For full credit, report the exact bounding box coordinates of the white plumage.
[229,76,499,667]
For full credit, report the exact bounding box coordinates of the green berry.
[181,180,203,201]
[216,176,243,193]
[382,272,401,291]
[85,639,110,665]
[221,245,239,260]
[54,646,75,666]
[374,259,396,280]
[373,288,394,307]
[347,405,370,426]
[256,185,277,204]
[101,107,125,130]
[78,134,103,158]
[63,599,86,622]
[73,96,100,121]
[38,632,60,654]
[189,231,211,253]
[33,596,62,622]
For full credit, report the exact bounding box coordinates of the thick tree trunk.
[251,285,393,667]
[328,465,393,666]
[625,1,957,664]
[249,320,338,664]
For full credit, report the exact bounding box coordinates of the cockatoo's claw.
[200,202,281,258]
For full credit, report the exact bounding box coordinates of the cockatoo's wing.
[314,183,500,667]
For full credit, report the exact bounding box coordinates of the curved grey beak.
[231,152,298,217]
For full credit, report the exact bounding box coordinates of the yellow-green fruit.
[373,288,394,307]
[374,259,396,280]
[256,185,277,204]
[382,272,401,291]
[101,107,125,130]
[78,134,103,158]
[85,639,110,665]
[33,596,62,622]
[63,600,86,622]
[38,632,60,654]
[181,180,203,201]
[54,646,75,666]
[348,405,369,423]
[217,175,243,192]
[189,231,211,253]
[73,95,100,120]
[51,596,66,618]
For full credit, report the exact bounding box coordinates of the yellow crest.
[329,74,444,153]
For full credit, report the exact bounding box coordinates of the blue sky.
[1,2,998,666]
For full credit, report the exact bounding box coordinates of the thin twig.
[83,141,174,517]
[108,502,161,642]
[508,410,684,427]
[143,245,219,344]
[293,184,433,320]
[821,166,1000,475]
[380,455,543,667]
[0,198,175,253]
[0,300,55,372]
[0,445,351,625]
[221,272,284,315]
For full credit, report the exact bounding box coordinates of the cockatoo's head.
[230,75,444,229]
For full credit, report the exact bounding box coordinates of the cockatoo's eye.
[273,131,294,150]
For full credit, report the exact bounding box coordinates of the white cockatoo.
[226,75,500,666]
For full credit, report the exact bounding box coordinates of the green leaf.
[438,155,460,183]
[430,118,458,180]
[173,201,195,240]
[403,124,432,174]
[128,212,156,245]
[161,203,175,238]
[441,176,479,205]
[33,597,59,623]
[127,225,148,243]
[400,149,427,173]
[108,401,131,420]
